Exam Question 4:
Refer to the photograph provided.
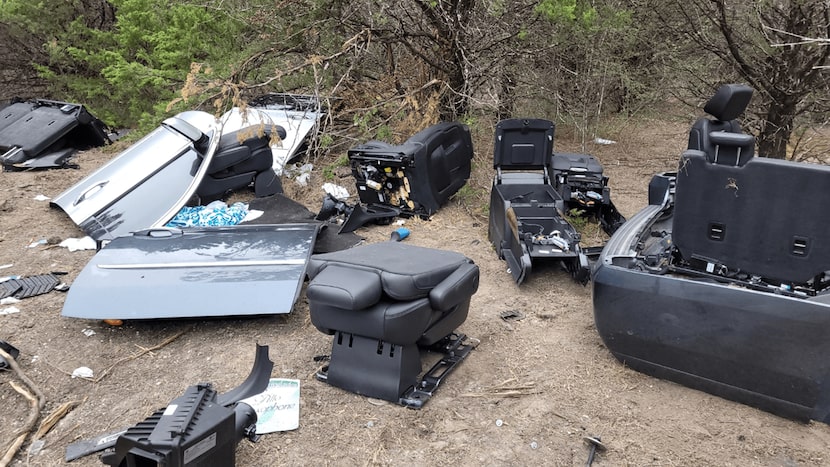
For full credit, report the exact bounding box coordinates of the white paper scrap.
[71,366,94,379]
[0,306,20,315]
[240,378,300,434]
[322,183,350,201]
[241,210,264,223]
[59,236,97,252]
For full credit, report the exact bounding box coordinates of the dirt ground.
[2,114,829,467]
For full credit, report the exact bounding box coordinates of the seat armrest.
[429,262,479,310]
[307,264,382,310]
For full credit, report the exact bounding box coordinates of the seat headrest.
[703,84,753,122]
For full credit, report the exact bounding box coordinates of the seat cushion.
[310,298,433,344]
[307,242,472,301]
[306,264,381,310]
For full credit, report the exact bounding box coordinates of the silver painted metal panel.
[51,111,221,241]
[61,224,318,320]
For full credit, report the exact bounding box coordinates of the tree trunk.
[757,100,796,159]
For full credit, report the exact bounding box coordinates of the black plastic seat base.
[317,332,475,409]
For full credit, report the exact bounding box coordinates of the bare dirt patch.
[1,116,829,467]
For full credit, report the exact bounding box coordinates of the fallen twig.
[461,378,539,398]
[0,348,45,407]
[34,400,81,439]
[0,381,40,467]
[93,331,187,383]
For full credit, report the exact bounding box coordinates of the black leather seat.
[196,125,286,201]
[306,242,479,404]
[687,83,755,166]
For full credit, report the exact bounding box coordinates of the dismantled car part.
[52,111,221,241]
[219,93,323,174]
[314,195,401,234]
[593,84,830,424]
[315,193,354,222]
[338,203,401,233]
[0,340,20,370]
[489,118,598,284]
[0,98,110,170]
[66,345,273,464]
[195,124,287,202]
[551,153,625,235]
[61,224,318,320]
[0,273,62,299]
[348,121,473,219]
[306,242,479,408]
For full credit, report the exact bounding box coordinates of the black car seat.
[196,125,286,201]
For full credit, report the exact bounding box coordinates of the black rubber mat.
[0,274,60,299]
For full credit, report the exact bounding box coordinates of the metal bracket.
[398,333,477,409]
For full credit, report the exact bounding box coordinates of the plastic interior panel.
[0,104,78,156]
[493,118,554,170]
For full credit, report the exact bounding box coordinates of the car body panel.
[51,111,220,241]
[61,224,318,320]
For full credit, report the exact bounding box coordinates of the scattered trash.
[593,137,617,145]
[241,209,264,223]
[530,441,539,450]
[495,419,504,427]
[33,194,50,201]
[0,306,20,315]
[59,236,97,251]
[322,182,350,200]
[390,227,410,242]
[82,328,96,337]
[288,163,314,186]
[27,239,47,248]
[166,200,250,228]
[499,310,525,321]
[0,297,20,305]
[0,263,12,270]
[27,439,45,455]
[239,378,301,434]
[71,366,94,379]
[583,435,606,466]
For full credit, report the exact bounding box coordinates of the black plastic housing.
[348,121,473,216]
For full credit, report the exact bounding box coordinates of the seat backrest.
[493,118,554,171]
[688,84,755,166]
[673,150,830,285]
